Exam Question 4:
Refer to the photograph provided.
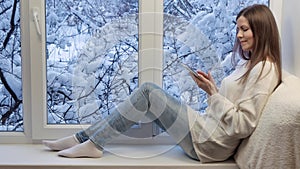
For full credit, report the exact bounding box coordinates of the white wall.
[280,0,300,76]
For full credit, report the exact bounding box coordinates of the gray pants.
[75,82,198,160]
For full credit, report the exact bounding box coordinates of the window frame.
[0,0,281,144]
[29,0,164,142]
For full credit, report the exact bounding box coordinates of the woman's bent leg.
[58,82,198,159]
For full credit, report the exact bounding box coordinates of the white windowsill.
[0,144,239,169]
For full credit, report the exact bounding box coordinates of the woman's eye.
[240,26,249,31]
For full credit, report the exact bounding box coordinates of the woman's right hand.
[190,70,218,96]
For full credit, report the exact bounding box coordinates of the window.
[29,0,161,140]
[1,0,280,144]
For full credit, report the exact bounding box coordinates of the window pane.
[46,0,139,124]
[163,0,269,112]
[0,0,22,131]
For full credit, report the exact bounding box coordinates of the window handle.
[32,7,42,36]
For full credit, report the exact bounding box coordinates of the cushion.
[234,70,300,169]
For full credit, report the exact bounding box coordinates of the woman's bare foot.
[43,135,79,151]
[57,140,103,158]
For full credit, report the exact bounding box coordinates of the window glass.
[46,0,139,124]
[0,0,22,131]
[163,0,269,112]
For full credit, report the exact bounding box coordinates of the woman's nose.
[237,30,243,38]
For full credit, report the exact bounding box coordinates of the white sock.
[43,135,79,151]
[57,140,103,158]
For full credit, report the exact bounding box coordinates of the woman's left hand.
[190,70,218,96]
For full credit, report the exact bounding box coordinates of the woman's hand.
[190,70,218,96]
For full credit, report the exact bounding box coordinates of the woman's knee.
[139,82,160,92]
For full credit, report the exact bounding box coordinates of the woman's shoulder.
[249,61,278,84]
[234,60,275,74]
[252,60,276,73]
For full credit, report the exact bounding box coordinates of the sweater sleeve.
[200,62,279,142]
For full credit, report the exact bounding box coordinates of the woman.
[43,4,282,162]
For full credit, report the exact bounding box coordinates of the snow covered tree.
[0,0,22,131]
[45,0,139,124]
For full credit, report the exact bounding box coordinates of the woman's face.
[236,16,254,52]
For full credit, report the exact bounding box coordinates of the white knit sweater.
[187,61,279,162]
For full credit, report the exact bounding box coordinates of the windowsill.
[0,144,239,169]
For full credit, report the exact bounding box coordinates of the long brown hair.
[232,4,282,85]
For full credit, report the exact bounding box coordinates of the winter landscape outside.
[45,0,140,125]
[0,0,22,131]
[0,0,268,131]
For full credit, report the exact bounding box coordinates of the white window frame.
[27,0,164,142]
[0,0,281,144]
